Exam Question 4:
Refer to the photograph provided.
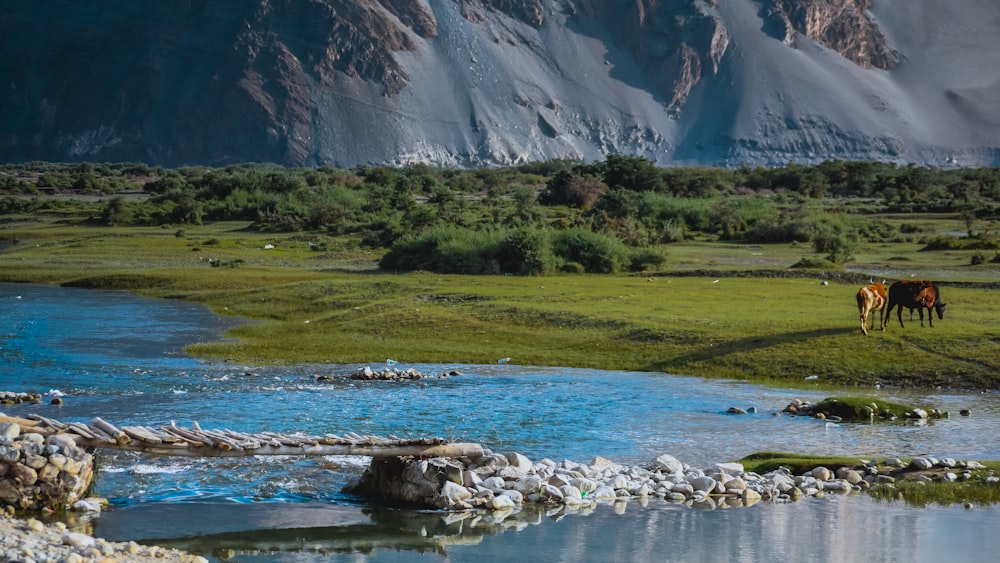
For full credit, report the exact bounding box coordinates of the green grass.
[2,219,1000,391]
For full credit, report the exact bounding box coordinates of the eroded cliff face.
[0,0,997,167]
[761,0,900,69]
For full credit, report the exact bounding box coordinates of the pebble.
[0,514,206,562]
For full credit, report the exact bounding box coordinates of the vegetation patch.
[741,452,1000,507]
[807,396,939,422]
[61,274,174,291]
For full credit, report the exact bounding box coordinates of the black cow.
[883,280,946,329]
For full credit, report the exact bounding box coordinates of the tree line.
[2,157,999,274]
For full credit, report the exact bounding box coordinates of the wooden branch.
[65,440,485,459]
[4,414,482,459]
[92,417,131,445]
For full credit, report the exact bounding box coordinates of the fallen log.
[61,438,485,459]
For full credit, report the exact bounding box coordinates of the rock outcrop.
[761,0,900,69]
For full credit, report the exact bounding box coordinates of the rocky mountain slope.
[1,0,998,168]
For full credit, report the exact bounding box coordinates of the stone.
[481,476,506,491]
[715,462,744,475]
[589,456,619,473]
[10,463,38,486]
[62,532,96,547]
[910,457,934,470]
[438,481,472,507]
[0,445,19,463]
[649,454,684,474]
[498,489,523,504]
[724,477,747,492]
[19,433,44,446]
[570,477,598,494]
[512,475,543,495]
[559,485,584,505]
[541,484,564,501]
[590,485,617,499]
[548,473,572,489]
[0,422,19,441]
[810,466,832,481]
[45,434,77,451]
[607,474,628,490]
[689,476,716,493]
[489,494,516,510]
[505,452,533,472]
[462,469,483,488]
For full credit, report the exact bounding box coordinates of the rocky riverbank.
[0,514,205,562]
[347,448,996,511]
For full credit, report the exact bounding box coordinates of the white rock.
[607,474,629,490]
[590,485,617,499]
[810,466,832,481]
[570,477,598,494]
[62,532,95,547]
[649,454,684,474]
[72,500,101,512]
[689,476,717,493]
[498,489,523,504]
[559,485,584,504]
[439,481,472,506]
[0,422,20,441]
[463,469,483,488]
[724,477,747,492]
[490,495,517,510]
[512,475,543,495]
[910,457,934,470]
[482,476,506,491]
[589,456,620,473]
[46,433,79,453]
[715,462,744,475]
[823,480,852,492]
[541,483,564,501]
[505,452,533,472]
[671,483,695,497]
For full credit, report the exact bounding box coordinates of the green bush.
[495,227,553,275]
[551,228,630,273]
[628,247,669,272]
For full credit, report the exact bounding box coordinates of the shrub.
[551,228,630,273]
[628,247,669,272]
[495,227,553,275]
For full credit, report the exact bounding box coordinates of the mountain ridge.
[1,0,997,168]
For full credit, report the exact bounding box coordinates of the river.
[2,282,999,562]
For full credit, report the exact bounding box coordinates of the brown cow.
[883,280,946,329]
[856,282,887,336]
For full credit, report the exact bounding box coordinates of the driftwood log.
[0,414,483,459]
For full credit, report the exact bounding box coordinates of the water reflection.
[85,495,1000,563]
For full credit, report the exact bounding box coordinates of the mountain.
[2,0,998,168]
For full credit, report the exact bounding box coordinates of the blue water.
[3,281,1000,562]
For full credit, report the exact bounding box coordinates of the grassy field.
[3,217,999,391]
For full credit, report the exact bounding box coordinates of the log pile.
[0,415,483,459]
